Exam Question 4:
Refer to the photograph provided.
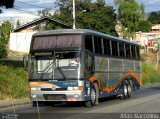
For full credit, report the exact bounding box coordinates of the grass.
[142,63,160,85]
[0,61,29,100]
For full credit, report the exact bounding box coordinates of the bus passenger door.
[84,52,94,79]
[84,52,95,99]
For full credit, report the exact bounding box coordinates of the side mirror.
[23,55,29,71]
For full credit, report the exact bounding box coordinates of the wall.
[9,32,37,53]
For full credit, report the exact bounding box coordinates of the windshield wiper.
[40,62,53,79]
[56,67,66,80]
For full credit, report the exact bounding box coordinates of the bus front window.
[29,51,82,80]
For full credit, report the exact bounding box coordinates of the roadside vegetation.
[0,61,29,100]
[142,63,160,85]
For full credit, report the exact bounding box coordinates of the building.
[9,17,71,57]
[135,32,160,52]
[150,24,160,33]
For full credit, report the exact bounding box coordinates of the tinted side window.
[111,40,118,57]
[103,38,111,56]
[131,45,136,58]
[94,36,102,54]
[136,46,140,59]
[125,44,131,58]
[85,35,93,52]
[119,42,125,57]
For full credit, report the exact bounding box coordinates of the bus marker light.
[78,86,83,90]
[67,98,77,101]
[73,94,79,98]
[32,95,37,98]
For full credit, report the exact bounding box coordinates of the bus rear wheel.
[127,80,133,98]
[85,85,96,107]
[120,81,128,100]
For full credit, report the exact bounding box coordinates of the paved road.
[0,86,160,119]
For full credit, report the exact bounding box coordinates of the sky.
[0,0,160,21]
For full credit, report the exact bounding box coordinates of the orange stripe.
[104,71,142,92]
[29,82,51,87]
[89,76,101,88]
[89,76,95,83]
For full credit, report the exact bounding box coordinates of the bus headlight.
[68,86,82,90]
[31,87,41,91]
[68,86,74,90]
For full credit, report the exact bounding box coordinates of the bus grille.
[41,88,67,91]
[43,94,66,100]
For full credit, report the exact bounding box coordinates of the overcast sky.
[0,0,160,21]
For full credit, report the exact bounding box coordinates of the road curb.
[142,83,160,88]
[0,99,32,109]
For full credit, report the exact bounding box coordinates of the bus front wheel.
[94,82,99,105]
[85,85,96,107]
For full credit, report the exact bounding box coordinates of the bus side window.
[131,45,136,58]
[94,36,102,55]
[103,38,111,56]
[125,44,131,58]
[136,46,140,59]
[119,42,125,57]
[85,35,93,53]
[111,40,118,57]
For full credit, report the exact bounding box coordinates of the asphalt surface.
[0,86,160,119]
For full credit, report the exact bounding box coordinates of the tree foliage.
[114,0,144,39]
[0,0,14,13]
[16,20,21,28]
[0,21,12,58]
[38,8,52,17]
[2,21,12,42]
[137,20,152,32]
[54,0,117,36]
[148,12,160,24]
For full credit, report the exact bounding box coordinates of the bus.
[28,29,142,107]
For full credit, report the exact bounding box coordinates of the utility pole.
[157,40,160,65]
[73,0,76,29]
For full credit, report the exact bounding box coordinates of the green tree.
[2,21,12,42]
[137,20,152,32]
[16,20,21,28]
[0,0,15,13]
[148,12,160,24]
[0,21,12,58]
[54,0,117,36]
[38,8,52,17]
[114,0,144,39]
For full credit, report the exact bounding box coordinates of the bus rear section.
[28,29,142,107]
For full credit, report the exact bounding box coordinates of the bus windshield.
[29,51,82,80]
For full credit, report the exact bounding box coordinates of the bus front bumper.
[30,90,85,102]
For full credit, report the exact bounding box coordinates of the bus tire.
[94,82,99,105]
[85,85,96,107]
[32,101,43,107]
[127,80,132,98]
[44,101,55,106]
[120,81,128,100]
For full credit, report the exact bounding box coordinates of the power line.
[12,7,39,17]
[16,0,52,9]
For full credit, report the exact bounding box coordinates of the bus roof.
[32,29,139,45]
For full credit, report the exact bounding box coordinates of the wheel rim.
[124,84,128,96]
[128,84,132,95]
[91,88,96,104]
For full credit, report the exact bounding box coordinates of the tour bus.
[28,29,142,107]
